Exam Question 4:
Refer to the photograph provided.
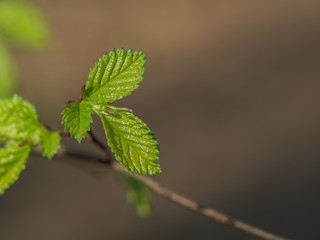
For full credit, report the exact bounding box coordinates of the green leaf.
[62,49,161,175]
[40,129,61,159]
[0,95,61,194]
[0,41,17,98]
[85,49,146,104]
[61,101,93,143]
[98,110,160,175]
[0,143,31,195]
[0,95,42,144]
[0,1,50,50]
[121,174,152,218]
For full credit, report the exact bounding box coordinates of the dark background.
[1,0,320,239]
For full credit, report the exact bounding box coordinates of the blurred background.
[0,0,320,239]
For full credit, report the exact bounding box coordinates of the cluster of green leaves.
[0,95,61,194]
[0,48,158,217]
[62,49,161,175]
[0,0,50,98]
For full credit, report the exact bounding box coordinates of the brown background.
[1,0,320,239]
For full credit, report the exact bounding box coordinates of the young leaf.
[61,101,93,143]
[40,129,61,159]
[0,144,31,195]
[98,110,161,175]
[0,41,17,98]
[0,95,61,194]
[121,174,152,218]
[85,49,146,104]
[0,1,50,50]
[0,95,42,144]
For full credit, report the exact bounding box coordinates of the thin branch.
[112,163,288,240]
[35,138,289,240]
[58,130,70,137]
[86,131,106,152]
[86,131,114,164]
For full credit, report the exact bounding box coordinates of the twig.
[46,131,289,240]
[86,131,113,164]
[86,131,106,152]
[113,163,288,240]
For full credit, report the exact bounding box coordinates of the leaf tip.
[76,136,83,144]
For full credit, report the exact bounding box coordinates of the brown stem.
[58,130,70,137]
[51,131,289,240]
[86,131,106,152]
[86,131,113,164]
[112,163,288,240]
